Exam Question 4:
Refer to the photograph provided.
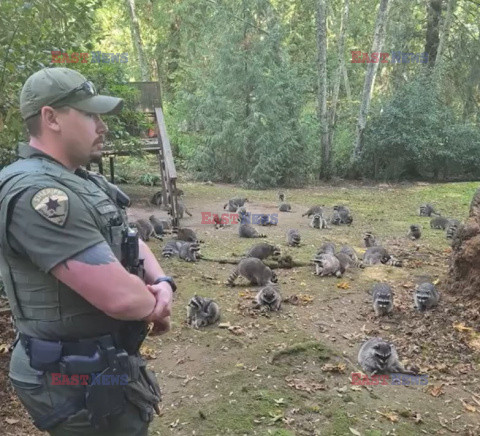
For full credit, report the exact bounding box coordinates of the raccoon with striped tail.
[226,258,277,287]
[162,241,201,262]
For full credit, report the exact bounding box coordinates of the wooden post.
[109,156,115,183]
[155,107,179,228]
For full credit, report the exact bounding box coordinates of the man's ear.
[41,106,69,133]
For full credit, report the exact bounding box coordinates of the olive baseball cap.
[20,67,123,120]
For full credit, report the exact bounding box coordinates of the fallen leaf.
[228,325,245,335]
[427,383,445,397]
[337,282,350,290]
[376,410,399,422]
[5,418,19,425]
[321,363,346,373]
[461,400,477,413]
[0,344,9,354]
[349,428,361,436]
[453,322,473,333]
[140,346,157,360]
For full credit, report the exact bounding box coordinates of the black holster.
[85,341,129,429]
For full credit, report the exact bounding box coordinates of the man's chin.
[88,150,103,164]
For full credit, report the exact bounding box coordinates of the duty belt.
[19,333,128,375]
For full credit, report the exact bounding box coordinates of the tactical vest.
[0,156,130,340]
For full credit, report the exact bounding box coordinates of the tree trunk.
[125,0,149,81]
[435,0,456,71]
[446,187,480,298]
[352,0,391,163]
[342,62,352,100]
[316,0,329,180]
[328,0,350,154]
[424,0,443,70]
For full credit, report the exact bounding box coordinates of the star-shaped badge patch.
[31,188,69,226]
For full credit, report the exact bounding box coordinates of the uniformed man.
[0,67,176,435]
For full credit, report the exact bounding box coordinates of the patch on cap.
[31,188,69,226]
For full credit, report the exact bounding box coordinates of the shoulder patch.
[31,188,69,226]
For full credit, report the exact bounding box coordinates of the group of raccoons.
[141,191,455,376]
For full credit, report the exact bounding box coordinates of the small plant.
[138,173,160,186]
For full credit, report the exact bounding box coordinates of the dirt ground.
[1,180,480,435]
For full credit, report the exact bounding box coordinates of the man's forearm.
[139,239,166,284]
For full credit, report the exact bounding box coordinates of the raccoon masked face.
[373,343,391,368]
[270,271,278,283]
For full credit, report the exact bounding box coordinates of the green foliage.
[361,75,480,180]
[173,0,309,188]
[0,0,151,167]
[0,0,100,165]
[138,173,160,186]
[66,61,152,151]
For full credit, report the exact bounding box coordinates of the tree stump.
[446,186,480,296]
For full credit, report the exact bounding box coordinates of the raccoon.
[358,337,405,375]
[408,224,421,240]
[278,191,286,202]
[334,252,356,274]
[148,215,170,237]
[317,242,336,255]
[174,227,199,243]
[255,284,282,311]
[430,216,450,230]
[286,229,301,246]
[177,199,192,218]
[239,223,266,238]
[212,213,226,229]
[372,283,393,316]
[224,197,248,212]
[332,205,353,225]
[339,245,359,263]
[226,258,277,287]
[414,282,440,312]
[302,205,324,218]
[419,203,439,217]
[245,243,281,260]
[446,219,460,240]
[279,203,292,212]
[187,296,220,328]
[133,219,163,242]
[310,213,328,229]
[224,201,238,212]
[162,241,200,262]
[150,190,163,206]
[237,206,249,223]
[259,213,277,226]
[312,253,342,277]
[330,210,342,226]
[363,246,390,265]
[364,232,377,248]
[384,256,403,267]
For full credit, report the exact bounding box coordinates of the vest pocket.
[91,200,125,262]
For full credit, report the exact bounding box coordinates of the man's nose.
[96,116,108,134]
